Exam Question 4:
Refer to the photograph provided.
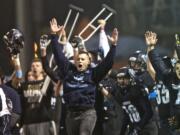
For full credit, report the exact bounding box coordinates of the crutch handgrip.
[69,4,84,13]
[102,4,116,14]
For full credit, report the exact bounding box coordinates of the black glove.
[40,34,51,48]
[71,36,85,50]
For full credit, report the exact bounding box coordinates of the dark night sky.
[0,0,179,74]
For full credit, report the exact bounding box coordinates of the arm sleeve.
[51,34,72,78]
[137,96,153,129]
[41,56,59,83]
[99,29,110,58]
[148,49,170,78]
[140,72,155,91]
[93,45,116,83]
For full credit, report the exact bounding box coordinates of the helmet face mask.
[129,59,142,71]
[128,51,147,72]
[116,67,131,88]
[117,76,130,88]
[71,36,85,50]
[129,56,137,68]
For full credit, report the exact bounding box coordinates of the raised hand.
[107,28,118,46]
[40,34,51,48]
[50,18,63,34]
[145,31,158,46]
[58,27,67,44]
[98,19,106,30]
[39,35,51,57]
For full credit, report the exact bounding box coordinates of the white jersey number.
[154,82,170,104]
[122,102,141,123]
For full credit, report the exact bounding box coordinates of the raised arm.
[50,18,72,77]
[145,31,157,80]
[93,28,118,83]
[145,31,170,78]
[10,54,23,89]
[39,34,60,82]
[98,19,110,58]
[40,47,59,83]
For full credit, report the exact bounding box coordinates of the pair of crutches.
[39,4,116,102]
[78,4,116,42]
[39,4,84,102]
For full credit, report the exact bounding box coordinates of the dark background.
[1,0,180,75]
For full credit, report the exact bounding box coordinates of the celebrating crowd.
[0,16,180,135]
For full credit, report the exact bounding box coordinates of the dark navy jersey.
[0,84,21,115]
[153,80,172,119]
[112,84,153,130]
[135,71,155,91]
[99,77,119,118]
[149,49,180,115]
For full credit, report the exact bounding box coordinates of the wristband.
[16,70,23,78]
[148,91,157,99]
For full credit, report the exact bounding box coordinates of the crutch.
[58,4,84,43]
[49,4,84,67]
[38,66,58,103]
[78,4,116,42]
[39,5,83,103]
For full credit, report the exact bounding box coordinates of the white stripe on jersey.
[0,88,11,116]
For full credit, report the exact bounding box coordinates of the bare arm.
[145,31,171,79]
[145,31,158,80]
[10,55,23,88]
